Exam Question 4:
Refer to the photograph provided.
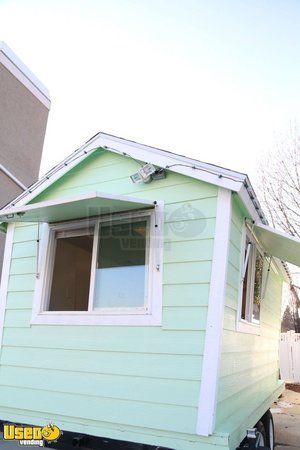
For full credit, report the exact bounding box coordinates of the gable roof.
[0,131,291,281]
[1,132,266,225]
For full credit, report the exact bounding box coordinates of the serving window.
[32,207,163,326]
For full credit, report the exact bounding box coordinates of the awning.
[253,223,300,267]
[0,192,155,224]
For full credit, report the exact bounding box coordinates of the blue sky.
[1,0,300,183]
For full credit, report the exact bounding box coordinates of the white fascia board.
[3,134,103,209]
[0,41,50,109]
[100,133,247,181]
[237,183,263,223]
[98,135,276,233]
[98,134,246,192]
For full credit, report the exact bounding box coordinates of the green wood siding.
[0,149,228,449]
[216,195,284,450]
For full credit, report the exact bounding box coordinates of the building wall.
[0,56,49,279]
[0,150,230,450]
[0,64,48,190]
[216,195,284,450]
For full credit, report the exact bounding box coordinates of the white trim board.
[0,223,15,352]
[0,41,50,109]
[196,188,232,436]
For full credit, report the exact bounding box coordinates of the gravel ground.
[272,388,300,449]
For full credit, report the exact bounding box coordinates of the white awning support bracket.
[36,223,40,279]
[262,256,272,301]
[153,201,163,273]
[242,241,252,282]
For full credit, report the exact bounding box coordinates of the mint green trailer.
[0,133,298,450]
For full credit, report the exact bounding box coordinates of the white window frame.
[31,204,164,326]
[237,225,265,335]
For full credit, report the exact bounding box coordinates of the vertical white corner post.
[0,223,15,350]
[196,188,232,436]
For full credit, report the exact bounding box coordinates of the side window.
[240,231,264,325]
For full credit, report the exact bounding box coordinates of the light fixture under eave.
[152,168,166,181]
[130,171,143,183]
[130,163,165,184]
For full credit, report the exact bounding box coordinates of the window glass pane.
[241,238,251,320]
[252,251,264,323]
[48,229,93,311]
[94,219,149,308]
[241,269,248,320]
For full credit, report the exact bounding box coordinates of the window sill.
[236,320,261,335]
[30,311,161,326]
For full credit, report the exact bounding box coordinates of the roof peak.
[1,131,265,225]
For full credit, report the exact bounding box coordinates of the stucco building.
[0,42,50,276]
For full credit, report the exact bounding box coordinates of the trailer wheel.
[261,410,275,450]
[254,421,267,447]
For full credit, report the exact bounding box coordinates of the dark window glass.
[48,229,93,311]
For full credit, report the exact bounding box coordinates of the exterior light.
[130,172,143,183]
[130,163,156,183]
